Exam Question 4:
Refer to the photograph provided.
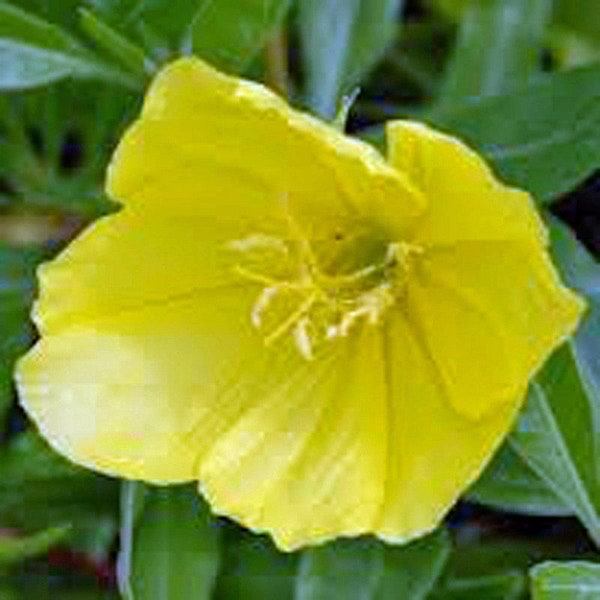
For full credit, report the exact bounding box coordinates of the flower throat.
[229,208,421,360]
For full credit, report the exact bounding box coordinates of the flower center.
[229,215,421,360]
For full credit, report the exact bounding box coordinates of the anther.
[228,234,288,255]
[293,317,314,360]
[251,286,279,328]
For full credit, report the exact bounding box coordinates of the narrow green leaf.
[440,0,552,103]
[191,0,293,74]
[510,343,600,547]
[0,525,70,566]
[0,2,143,89]
[531,561,600,599]
[298,0,404,118]
[341,0,405,89]
[5,0,82,31]
[467,443,572,517]
[295,538,383,600]
[432,65,600,202]
[79,8,153,79]
[549,220,600,403]
[0,1,84,53]
[0,39,141,90]
[87,0,201,52]
[122,485,221,600]
[376,528,451,600]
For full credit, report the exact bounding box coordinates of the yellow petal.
[405,242,584,419]
[375,311,520,539]
[32,211,243,336]
[386,120,547,246]
[198,326,388,550]
[108,57,426,240]
[16,285,264,482]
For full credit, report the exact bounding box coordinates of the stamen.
[251,286,279,328]
[234,265,279,287]
[279,194,320,275]
[264,292,318,347]
[229,216,422,359]
[293,317,314,360]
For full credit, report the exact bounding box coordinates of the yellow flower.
[16,57,583,550]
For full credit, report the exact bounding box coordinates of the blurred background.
[0,0,599,598]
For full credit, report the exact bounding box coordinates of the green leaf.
[120,484,221,600]
[79,8,152,79]
[439,0,552,103]
[376,528,451,600]
[87,0,201,52]
[0,39,141,90]
[0,2,86,54]
[509,342,600,547]
[0,244,43,425]
[4,0,82,30]
[549,220,600,403]
[467,443,572,517]
[432,65,600,203]
[295,538,383,600]
[215,531,298,600]
[191,0,293,74]
[531,561,600,599]
[298,0,405,118]
[0,3,142,90]
[295,529,449,600]
[0,1,84,53]
[0,525,70,566]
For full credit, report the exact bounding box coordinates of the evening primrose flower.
[16,57,583,550]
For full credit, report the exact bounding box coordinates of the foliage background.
[0,0,599,597]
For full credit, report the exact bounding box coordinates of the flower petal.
[404,242,584,419]
[33,211,242,336]
[198,327,388,550]
[386,120,547,246]
[107,58,426,239]
[16,286,264,482]
[374,311,520,539]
